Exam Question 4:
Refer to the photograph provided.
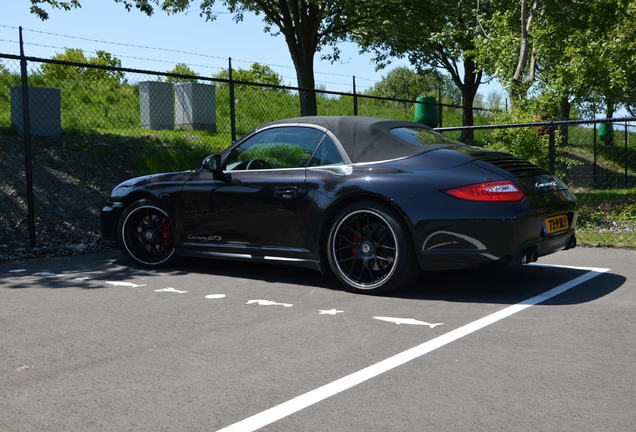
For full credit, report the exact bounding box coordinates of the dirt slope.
[0,134,141,261]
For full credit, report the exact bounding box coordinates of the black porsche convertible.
[101,116,577,294]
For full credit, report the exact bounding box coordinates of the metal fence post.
[548,122,556,174]
[592,122,598,188]
[19,26,36,249]
[228,57,237,142]
[438,86,443,127]
[352,75,358,116]
[625,121,629,187]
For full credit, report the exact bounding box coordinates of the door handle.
[273,186,299,200]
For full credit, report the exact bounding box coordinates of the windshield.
[390,127,463,146]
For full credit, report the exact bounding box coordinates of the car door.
[181,126,326,251]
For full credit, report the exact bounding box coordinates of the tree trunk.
[559,97,571,148]
[460,59,479,143]
[461,87,475,143]
[606,99,615,118]
[287,43,317,117]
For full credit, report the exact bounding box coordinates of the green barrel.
[413,95,438,127]
[598,122,614,139]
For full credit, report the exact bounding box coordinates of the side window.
[225,126,325,170]
[307,135,345,167]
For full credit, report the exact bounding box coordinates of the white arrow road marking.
[105,281,147,288]
[33,272,59,277]
[155,287,188,294]
[318,309,343,315]
[373,317,443,328]
[246,299,293,308]
[8,269,27,273]
[205,294,227,299]
[73,277,91,281]
[216,265,610,432]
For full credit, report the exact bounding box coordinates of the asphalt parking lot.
[1,247,635,432]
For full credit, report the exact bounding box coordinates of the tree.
[40,48,124,82]
[166,63,199,83]
[355,0,488,142]
[477,1,634,104]
[366,67,460,105]
[214,62,284,89]
[30,0,377,117]
[477,0,635,146]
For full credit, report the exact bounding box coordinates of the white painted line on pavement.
[154,287,188,294]
[216,265,610,432]
[318,309,343,315]
[105,281,146,288]
[246,299,293,308]
[373,317,443,328]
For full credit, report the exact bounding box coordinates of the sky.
[0,1,504,101]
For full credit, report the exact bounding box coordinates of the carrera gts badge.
[187,234,223,242]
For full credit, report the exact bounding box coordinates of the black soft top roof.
[260,116,451,163]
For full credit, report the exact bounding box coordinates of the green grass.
[575,187,636,248]
[576,231,636,248]
[0,71,492,176]
[567,125,636,172]
[575,187,636,205]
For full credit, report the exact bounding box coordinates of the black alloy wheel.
[118,199,175,267]
[327,201,419,294]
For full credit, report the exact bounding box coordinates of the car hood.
[112,170,195,195]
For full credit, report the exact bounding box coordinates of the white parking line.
[216,265,610,432]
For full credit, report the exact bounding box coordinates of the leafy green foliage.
[214,62,284,89]
[165,63,199,83]
[29,0,81,20]
[483,108,553,170]
[41,48,124,82]
[476,101,570,177]
[476,0,635,115]
[365,67,460,105]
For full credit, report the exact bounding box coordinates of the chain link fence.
[1,50,634,260]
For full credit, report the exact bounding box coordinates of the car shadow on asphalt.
[398,265,625,306]
[160,256,625,306]
[2,252,625,306]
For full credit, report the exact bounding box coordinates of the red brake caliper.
[352,235,360,256]
[160,220,173,249]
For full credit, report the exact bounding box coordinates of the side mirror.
[202,154,221,171]
[202,154,226,180]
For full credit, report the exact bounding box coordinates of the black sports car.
[101,116,577,294]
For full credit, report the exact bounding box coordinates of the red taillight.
[444,180,525,202]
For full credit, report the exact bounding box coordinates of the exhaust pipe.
[522,248,538,264]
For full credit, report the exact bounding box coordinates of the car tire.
[117,198,176,267]
[326,200,419,294]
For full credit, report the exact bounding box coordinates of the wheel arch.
[317,192,417,274]
[121,190,159,207]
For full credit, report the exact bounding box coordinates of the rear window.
[390,127,462,146]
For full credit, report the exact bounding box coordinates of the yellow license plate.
[545,214,569,234]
